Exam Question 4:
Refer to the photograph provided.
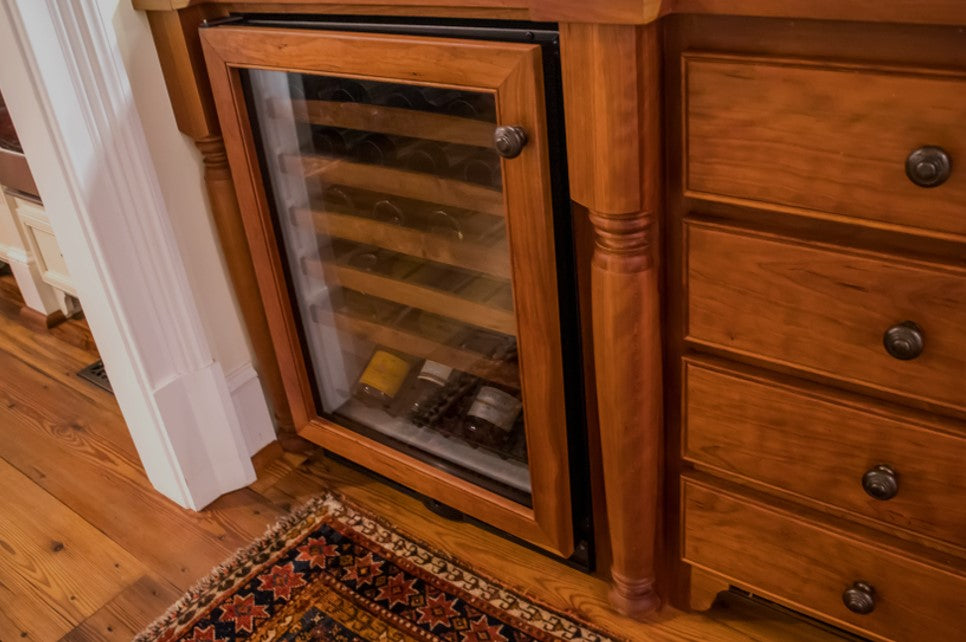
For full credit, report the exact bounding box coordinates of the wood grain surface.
[283,97,495,148]
[286,154,506,217]
[308,208,511,279]
[686,220,966,415]
[133,0,966,27]
[560,23,642,213]
[684,54,966,240]
[563,21,666,617]
[683,358,966,552]
[683,476,966,641]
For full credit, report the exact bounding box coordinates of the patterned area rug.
[136,494,618,641]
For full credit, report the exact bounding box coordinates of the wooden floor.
[0,274,844,641]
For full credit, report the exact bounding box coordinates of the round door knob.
[494,126,528,158]
[906,146,951,188]
[842,581,876,615]
[883,321,924,360]
[862,464,898,501]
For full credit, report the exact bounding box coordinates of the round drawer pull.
[906,146,951,188]
[883,321,924,360]
[862,464,898,501]
[842,581,876,615]
[494,125,528,158]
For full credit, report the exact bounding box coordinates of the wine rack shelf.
[304,208,511,280]
[329,311,519,389]
[276,98,496,149]
[281,153,505,217]
[303,258,517,336]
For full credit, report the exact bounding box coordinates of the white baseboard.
[225,364,277,456]
[152,361,257,508]
[0,243,28,264]
[5,249,61,314]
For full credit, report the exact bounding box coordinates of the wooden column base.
[609,569,661,617]
[19,306,66,331]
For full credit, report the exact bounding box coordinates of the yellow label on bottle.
[359,350,410,398]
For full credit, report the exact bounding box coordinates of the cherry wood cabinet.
[666,14,966,640]
[136,0,966,635]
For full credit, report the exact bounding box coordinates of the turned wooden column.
[561,22,664,616]
[145,6,293,431]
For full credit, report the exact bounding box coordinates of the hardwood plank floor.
[0,275,843,641]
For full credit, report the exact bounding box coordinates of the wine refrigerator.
[200,15,592,564]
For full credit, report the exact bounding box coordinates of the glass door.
[201,23,575,556]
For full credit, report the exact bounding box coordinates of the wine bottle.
[411,371,480,434]
[321,186,356,212]
[311,127,361,157]
[397,140,449,174]
[444,94,496,121]
[422,207,464,241]
[418,88,465,112]
[460,384,523,449]
[382,86,431,111]
[371,198,407,226]
[353,347,415,410]
[453,150,502,188]
[315,78,368,102]
[399,360,454,420]
[351,133,397,165]
[344,246,421,281]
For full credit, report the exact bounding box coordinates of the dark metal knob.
[906,146,951,188]
[494,126,528,158]
[842,581,876,615]
[883,321,924,360]
[862,465,898,501]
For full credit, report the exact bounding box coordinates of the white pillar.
[0,0,263,509]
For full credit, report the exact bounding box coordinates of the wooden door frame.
[0,0,272,509]
[200,25,575,555]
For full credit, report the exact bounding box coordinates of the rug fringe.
[133,493,334,641]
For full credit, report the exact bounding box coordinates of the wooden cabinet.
[683,477,966,641]
[668,16,966,640]
[136,0,966,634]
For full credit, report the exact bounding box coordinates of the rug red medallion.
[136,494,618,641]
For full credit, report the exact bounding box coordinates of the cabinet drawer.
[684,54,966,239]
[682,478,966,641]
[686,221,966,412]
[683,359,966,548]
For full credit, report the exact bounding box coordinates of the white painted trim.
[0,244,28,265]
[0,0,261,509]
[226,365,277,456]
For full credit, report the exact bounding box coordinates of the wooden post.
[145,7,293,431]
[561,22,664,616]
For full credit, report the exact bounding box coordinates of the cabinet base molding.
[19,305,65,331]
[688,566,729,612]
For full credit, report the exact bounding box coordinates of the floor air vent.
[77,360,113,394]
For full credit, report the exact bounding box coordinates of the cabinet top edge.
[131,0,966,28]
